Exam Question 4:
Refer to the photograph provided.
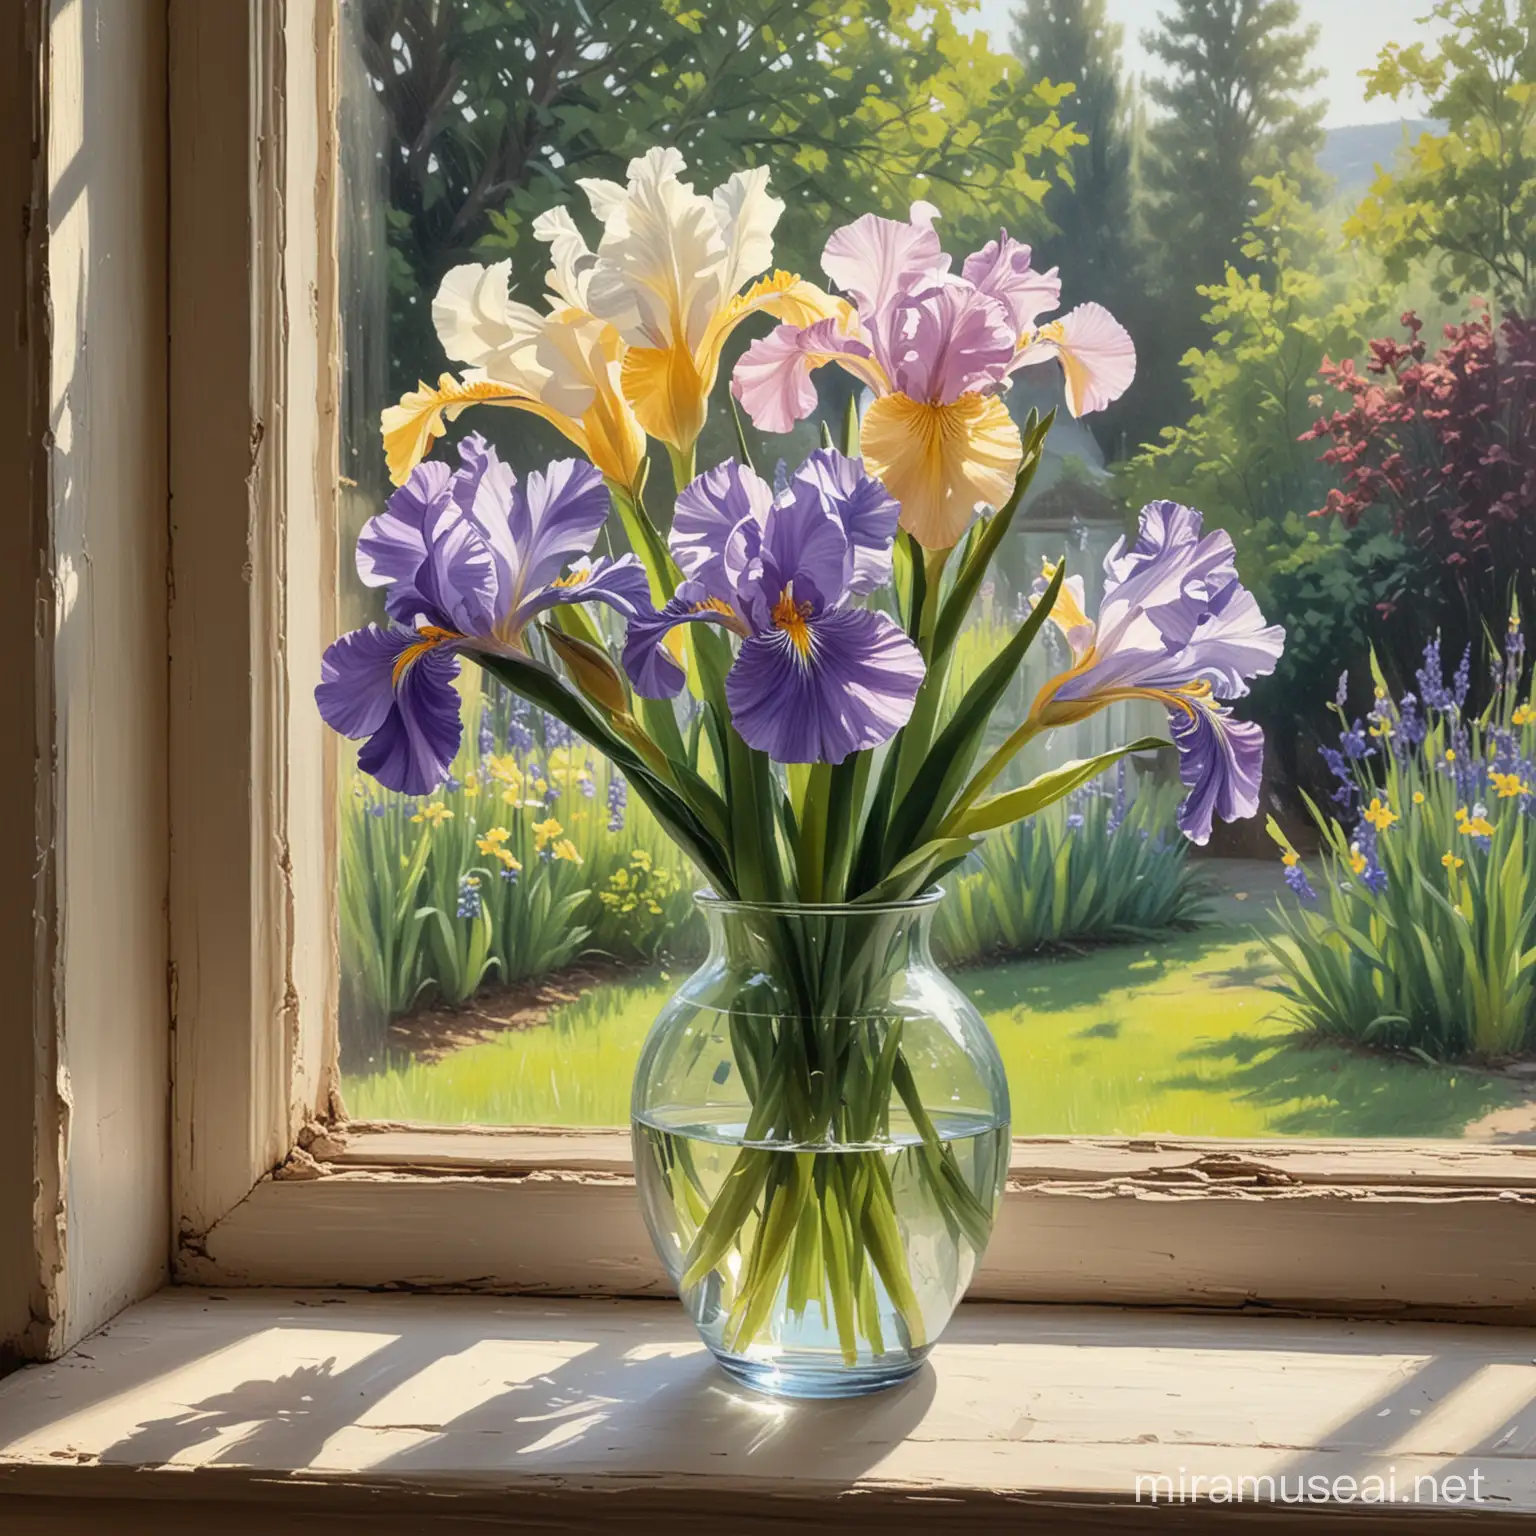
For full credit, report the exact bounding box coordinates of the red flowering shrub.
[1302,306,1536,626]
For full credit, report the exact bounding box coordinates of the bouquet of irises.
[319,150,1283,1357]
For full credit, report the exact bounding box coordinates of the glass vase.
[631,891,1010,1399]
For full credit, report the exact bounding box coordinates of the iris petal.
[725,606,923,764]
[317,625,464,797]
[1168,698,1265,846]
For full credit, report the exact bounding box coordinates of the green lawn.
[342,925,1524,1138]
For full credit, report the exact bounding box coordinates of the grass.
[341,924,1525,1138]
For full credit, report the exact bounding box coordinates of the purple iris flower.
[622,449,925,765]
[317,435,652,794]
[1031,501,1285,845]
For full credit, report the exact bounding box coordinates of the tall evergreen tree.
[1010,0,1136,309]
[1138,0,1325,430]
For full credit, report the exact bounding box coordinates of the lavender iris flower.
[316,434,652,794]
[622,449,925,764]
[1030,500,1285,845]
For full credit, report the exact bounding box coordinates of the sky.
[965,0,1434,128]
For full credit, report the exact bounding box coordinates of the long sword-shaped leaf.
[941,738,1168,838]
[880,559,1067,870]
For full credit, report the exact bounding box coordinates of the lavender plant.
[1268,617,1536,1060]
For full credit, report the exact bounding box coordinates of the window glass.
[335,0,1536,1142]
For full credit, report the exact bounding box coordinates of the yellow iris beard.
[391,625,460,686]
[772,588,814,658]
[861,392,1022,550]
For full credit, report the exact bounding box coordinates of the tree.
[1009,0,1155,454]
[1010,0,1137,308]
[1137,0,1326,426]
[1345,0,1536,312]
[350,0,1081,391]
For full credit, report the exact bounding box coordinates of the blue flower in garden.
[1339,721,1371,760]
[1395,692,1426,753]
[1452,643,1471,709]
[1335,670,1350,709]
[506,696,534,752]
[1027,502,1285,845]
[478,718,495,755]
[1065,812,1085,831]
[622,451,926,765]
[1283,856,1316,903]
[316,435,654,794]
[456,874,482,919]
[607,775,627,833]
[1417,636,1455,713]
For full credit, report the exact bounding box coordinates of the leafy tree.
[1117,177,1412,793]
[1345,0,1536,311]
[1136,0,1326,428]
[349,0,1080,389]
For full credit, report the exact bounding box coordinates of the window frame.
[167,0,1536,1325]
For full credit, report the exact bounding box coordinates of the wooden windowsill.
[1,1291,1534,1531]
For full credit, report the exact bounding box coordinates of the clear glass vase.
[631,891,1010,1399]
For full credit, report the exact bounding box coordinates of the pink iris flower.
[731,205,1135,550]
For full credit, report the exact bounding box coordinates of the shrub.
[1302,307,1536,662]
[933,771,1208,965]
[1267,621,1536,1060]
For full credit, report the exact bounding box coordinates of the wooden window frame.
[165,0,1536,1326]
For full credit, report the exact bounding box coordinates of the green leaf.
[944,738,1169,837]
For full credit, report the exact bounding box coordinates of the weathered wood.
[0,0,171,1363]
[0,0,52,1371]
[0,1290,1533,1532]
[332,1124,1536,1188]
[184,1169,1536,1322]
[169,0,339,1253]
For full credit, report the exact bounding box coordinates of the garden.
[333,0,1536,1142]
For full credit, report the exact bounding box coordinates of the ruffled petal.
[1168,698,1265,846]
[961,232,1061,331]
[873,282,1017,404]
[316,625,464,796]
[356,459,452,595]
[432,261,549,387]
[671,460,774,599]
[513,458,612,598]
[358,644,465,796]
[711,165,783,299]
[730,318,887,434]
[509,553,654,634]
[621,582,740,699]
[753,481,851,617]
[820,207,948,312]
[1015,302,1136,416]
[792,449,899,595]
[860,391,1022,550]
[725,607,924,764]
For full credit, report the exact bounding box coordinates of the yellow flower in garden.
[552,838,583,865]
[411,801,453,826]
[1281,850,1300,868]
[462,774,480,798]
[1445,749,1457,762]
[630,849,653,871]
[1514,703,1535,726]
[1413,791,1425,805]
[1363,797,1396,831]
[1457,811,1495,837]
[1347,844,1368,876]
[1442,851,1464,870]
[1491,771,1531,799]
[532,817,563,851]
